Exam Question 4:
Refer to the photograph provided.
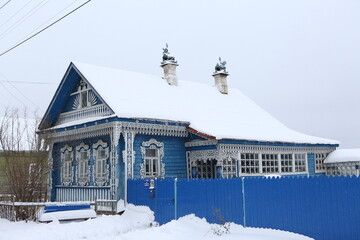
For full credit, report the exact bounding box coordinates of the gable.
[39,63,114,130]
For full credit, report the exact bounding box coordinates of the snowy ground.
[0,204,313,240]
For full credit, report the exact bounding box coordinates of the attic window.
[81,91,88,108]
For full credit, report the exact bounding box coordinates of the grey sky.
[0,0,359,148]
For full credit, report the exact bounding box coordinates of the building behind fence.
[128,176,360,240]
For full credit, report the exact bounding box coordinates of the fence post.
[174,178,178,220]
[242,177,246,227]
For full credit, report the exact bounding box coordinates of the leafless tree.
[0,108,51,219]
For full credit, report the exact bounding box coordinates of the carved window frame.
[140,139,165,178]
[60,145,73,186]
[76,142,90,186]
[92,140,110,186]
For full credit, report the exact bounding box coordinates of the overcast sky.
[0,0,359,148]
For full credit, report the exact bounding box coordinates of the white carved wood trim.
[60,145,73,186]
[140,138,165,178]
[185,139,218,147]
[218,144,336,154]
[123,131,136,179]
[110,122,121,197]
[57,104,113,125]
[92,140,110,186]
[46,121,187,143]
[75,142,90,186]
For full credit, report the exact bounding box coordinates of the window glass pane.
[65,152,71,161]
[152,159,158,174]
[98,149,106,158]
[81,91,87,108]
[146,149,157,157]
[81,151,88,160]
[145,159,150,174]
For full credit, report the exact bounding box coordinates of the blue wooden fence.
[128,176,360,240]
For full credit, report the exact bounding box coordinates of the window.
[280,154,293,173]
[81,91,88,108]
[195,160,217,178]
[222,157,237,178]
[262,154,279,173]
[92,140,109,186]
[315,153,328,172]
[240,153,259,174]
[144,148,160,177]
[61,145,73,186]
[78,150,88,179]
[63,152,72,179]
[96,148,107,178]
[140,139,165,178]
[294,154,307,172]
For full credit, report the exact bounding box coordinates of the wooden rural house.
[37,47,339,202]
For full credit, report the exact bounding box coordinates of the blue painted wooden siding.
[51,136,112,201]
[133,135,187,179]
[307,153,315,176]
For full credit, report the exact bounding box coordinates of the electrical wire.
[0,72,42,110]
[0,0,51,40]
[0,0,11,10]
[0,80,56,84]
[0,0,91,57]
[22,0,81,41]
[0,0,34,29]
[0,80,27,107]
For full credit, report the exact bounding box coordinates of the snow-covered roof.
[71,62,338,145]
[324,149,360,163]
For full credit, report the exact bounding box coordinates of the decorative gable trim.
[39,62,115,130]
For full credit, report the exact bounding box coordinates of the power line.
[0,0,51,41]
[0,80,27,107]
[0,72,43,111]
[22,0,81,41]
[0,80,56,84]
[0,0,11,10]
[0,0,34,29]
[0,0,92,57]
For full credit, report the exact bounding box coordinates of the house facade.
[37,47,339,202]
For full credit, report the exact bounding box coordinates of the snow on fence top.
[73,62,338,145]
[324,149,360,163]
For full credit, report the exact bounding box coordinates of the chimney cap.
[213,57,228,75]
[161,43,178,65]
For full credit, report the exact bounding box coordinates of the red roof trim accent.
[187,127,216,139]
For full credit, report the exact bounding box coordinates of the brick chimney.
[212,57,229,94]
[160,44,178,86]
